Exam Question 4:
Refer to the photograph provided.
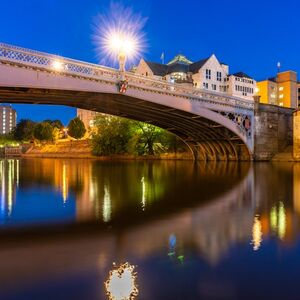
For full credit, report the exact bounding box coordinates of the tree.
[44,119,64,129]
[13,119,36,141]
[130,122,164,155]
[67,117,86,139]
[33,122,53,141]
[91,115,132,155]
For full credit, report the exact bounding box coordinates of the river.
[0,158,299,299]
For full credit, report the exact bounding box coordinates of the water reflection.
[0,159,18,220]
[2,161,300,299]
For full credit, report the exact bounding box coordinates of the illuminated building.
[0,105,17,134]
[77,108,98,131]
[135,54,256,100]
[256,71,298,108]
[297,81,300,107]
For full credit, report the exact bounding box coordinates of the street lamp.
[52,60,64,71]
[107,31,137,79]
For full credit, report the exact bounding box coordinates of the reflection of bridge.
[0,43,256,160]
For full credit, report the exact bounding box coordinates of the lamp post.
[107,32,136,81]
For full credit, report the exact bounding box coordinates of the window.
[217,72,222,81]
[212,84,217,91]
[206,69,211,80]
[203,82,208,89]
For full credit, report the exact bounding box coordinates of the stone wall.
[253,103,293,161]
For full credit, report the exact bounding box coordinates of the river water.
[0,158,300,299]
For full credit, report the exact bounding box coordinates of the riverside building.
[135,54,256,100]
[256,71,298,109]
[298,81,300,107]
[77,108,98,130]
[0,105,17,134]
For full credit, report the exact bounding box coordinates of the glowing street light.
[51,60,64,71]
[106,30,139,77]
[93,3,146,75]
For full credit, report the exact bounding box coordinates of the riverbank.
[22,140,193,160]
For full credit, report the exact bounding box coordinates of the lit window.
[279,94,284,99]
[279,86,284,91]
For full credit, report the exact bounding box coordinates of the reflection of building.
[256,71,298,108]
[0,105,17,134]
[135,54,256,100]
[0,159,19,221]
[77,108,98,131]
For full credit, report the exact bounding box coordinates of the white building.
[135,54,256,100]
[226,72,256,99]
[0,105,17,135]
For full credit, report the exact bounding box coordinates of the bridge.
[0,43,292,161]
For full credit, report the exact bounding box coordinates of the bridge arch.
[0,43,253,161]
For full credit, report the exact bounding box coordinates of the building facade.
[77,108,98,130]
[256,71,298,108]
[297,81,300,107]
[0,105,16,134]
[135,54,256,100]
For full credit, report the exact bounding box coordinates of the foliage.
[130,122,164,155]
[0,134,19,146]
[67,117,86,140]
[44,119,64,129]
[91,116,132,155]
[91,115,188,156]
[13,119,36,141]
[33,122,54,141]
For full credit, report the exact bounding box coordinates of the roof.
[189,58,210,73]
[144,55,211,76]
[231,72,254,79]
[167,54,193,65]
[144,61,168,76]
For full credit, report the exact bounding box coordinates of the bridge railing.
[0,43,254,111]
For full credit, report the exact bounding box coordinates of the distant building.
[297,81,300,107]
[135,54,256,100]
[256,71,298,108]
[0,105,17,135]
[77,108,98,130]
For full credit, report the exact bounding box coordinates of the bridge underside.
[0,86,251,161]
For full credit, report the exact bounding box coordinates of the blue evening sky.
[1,0,299,124]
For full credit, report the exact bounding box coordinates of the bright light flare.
[106,31,138,58]
[93,3,147,68]
[51,60,64,71]
[105,262,138,300]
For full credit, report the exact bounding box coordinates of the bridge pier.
[253,103,293,161]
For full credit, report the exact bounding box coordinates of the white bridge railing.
[0,43,254,112]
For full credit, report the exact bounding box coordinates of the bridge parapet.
[0,43,254,113]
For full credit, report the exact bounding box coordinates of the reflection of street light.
[105,262,138,300]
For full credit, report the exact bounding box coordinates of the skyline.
[1,0,300,124]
